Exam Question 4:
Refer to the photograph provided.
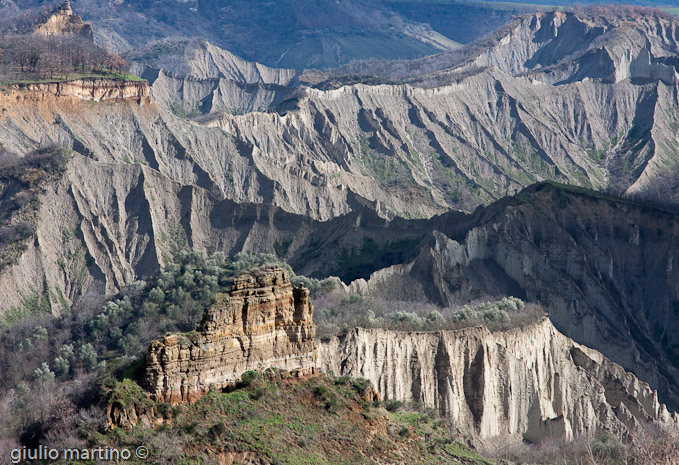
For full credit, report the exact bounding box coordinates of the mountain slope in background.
[0,0,478,68]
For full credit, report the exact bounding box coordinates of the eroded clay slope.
[339,183,679,412]
[3,11,679,224]
[318,318,679,443]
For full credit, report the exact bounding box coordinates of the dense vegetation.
[0,246,677,464]
[0,251,334,457]
[314,293,545,338]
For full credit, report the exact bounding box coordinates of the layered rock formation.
[318,318,679,443]
[143,266,316,404]
[13,78,150,102]
[0,9,678,434]
[34,0,94,41]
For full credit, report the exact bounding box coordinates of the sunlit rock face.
[34,1,94,42]
[318,318,679,444]
[143,266,317,404]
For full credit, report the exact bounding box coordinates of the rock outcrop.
[34,0,94,42]
[318,318,679,443]
[143,266,317,404]
[12,78,150,102]
[1,9,679,431]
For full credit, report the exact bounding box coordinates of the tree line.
[0,33,127,81]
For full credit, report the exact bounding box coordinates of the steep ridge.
[0,146,435,311]
[205,9,679,206]
[2,11,679,224]
[338,183,679,412]
[1,9,679,418]
[318,319,679,443]
[462,10,679,85]
[0,82,460,221]
[3,127,679,416]
[170,40,298,85]
[145,68,298,116]
[135,39,300,116]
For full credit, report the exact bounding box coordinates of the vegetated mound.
[312,293,544,338]
[0,3,129,84]
[101,370,492,465]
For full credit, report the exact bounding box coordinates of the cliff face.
[340,183,679,411]
[318,319,679,443]
[464,10,679,86]
[12,79,150,102]
[143,266,316,404]
[0,11,678,232]
[1,10,679,427]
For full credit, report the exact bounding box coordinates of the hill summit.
[34,0,93,41]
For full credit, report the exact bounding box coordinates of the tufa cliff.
[318,318,679,444]
[34,0,94,42]
[11,78,150,102]
[143,266,317,404]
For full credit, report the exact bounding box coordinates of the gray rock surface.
[318,318,679,444]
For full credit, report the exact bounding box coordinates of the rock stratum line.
[143,266,317,404]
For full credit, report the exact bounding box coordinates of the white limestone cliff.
[318,318,679,443]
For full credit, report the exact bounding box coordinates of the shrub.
[384,400,404,412]
[387,311,423,328]
[52,357,70,377]
[426,310,444,325]
[33,362,55,384]
[240,371,260,388]
[592,433,625,461]
[78,343,98,371]
[481,306,510,323]
[451,306,478,322]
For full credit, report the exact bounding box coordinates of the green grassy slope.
[98,371,494,465]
